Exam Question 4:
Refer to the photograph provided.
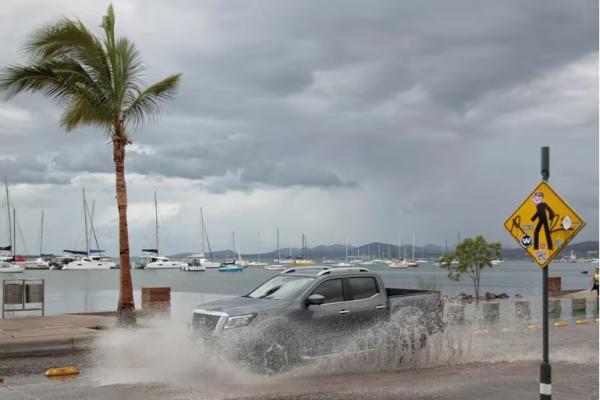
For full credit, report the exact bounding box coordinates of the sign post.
[503,147,586,400]
[540,147,551,400]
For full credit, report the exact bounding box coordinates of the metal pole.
[154,191,159,255]
[540,146,551,399]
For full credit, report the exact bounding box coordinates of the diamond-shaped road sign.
[504,181,586,268]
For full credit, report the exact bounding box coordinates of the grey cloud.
[0,0,597,254]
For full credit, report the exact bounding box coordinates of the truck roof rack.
[281,267,331,275]
[316,267,370,276]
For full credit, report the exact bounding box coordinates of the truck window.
[247,275,315,300]
[312,279,344,304]
[348,277,378,300]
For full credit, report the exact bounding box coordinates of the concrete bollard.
[548,277,562,296]
[482,302,500,324]
[141,287,171,317]
[549,299,562,319]
[446,304,465,324]
[515,300,531,322]
[571,298,586,318]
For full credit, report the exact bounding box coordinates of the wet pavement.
[1,320,597,399]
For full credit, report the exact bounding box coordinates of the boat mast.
[12,208,16,259]
[345,238,348,263]
[154,191,159,255]
[40,210,44,255]
[276,228,280,261]
[5,177,12,255]
[200,208,206,256]
[82,188,89,255]
[257,231,261,263]
[412,232,415,261]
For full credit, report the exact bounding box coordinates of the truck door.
[345,276,387,330]
[304,278,353,352]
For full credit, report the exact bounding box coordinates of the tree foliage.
[0,4,181,133]
[439,236,502,302]
[0,5,181,322]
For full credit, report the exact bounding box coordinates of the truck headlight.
[224,314,256,330]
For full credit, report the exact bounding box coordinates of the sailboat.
[247,232,268,267]
[24,210,51,269]
[182,208,218,270]
[289,234,315,266]
[139,192,187,270]
[0,181,25,273]
[406,232,419,268]
[64,189,116,270]
[389,235,408,269]
[265,228,286,270]
[332,239,352,267]
[219,232,245,272]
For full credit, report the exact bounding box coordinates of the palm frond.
[25,18,114,100]
[123,73,181,127]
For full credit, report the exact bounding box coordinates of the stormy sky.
[0,0,598,256]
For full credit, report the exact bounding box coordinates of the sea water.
[0,260,595,319]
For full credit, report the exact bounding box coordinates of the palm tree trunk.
[113,120,135,324]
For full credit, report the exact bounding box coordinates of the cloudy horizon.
[0,0,598,256]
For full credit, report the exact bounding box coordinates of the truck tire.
[252,322,299,374]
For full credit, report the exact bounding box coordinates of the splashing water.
[90,298,597,389]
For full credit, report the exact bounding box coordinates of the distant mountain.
[171,240,598,261]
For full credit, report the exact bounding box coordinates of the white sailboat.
[64,189,115,270]
[265,228,286,270]
[139,192,187,270]
[182,208,219,270]
[332,239,352,267]
[389,234,407,269]
[247,231,268,267]
[24,210,50,269]
[406,232,419,268]
[0,179,24,273]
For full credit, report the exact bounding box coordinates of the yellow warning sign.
[504,181,585,268]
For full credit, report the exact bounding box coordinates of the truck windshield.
[247,275,315,300]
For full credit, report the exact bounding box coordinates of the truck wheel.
[253,325,298,374]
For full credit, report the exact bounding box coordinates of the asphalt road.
[1,321,598,400]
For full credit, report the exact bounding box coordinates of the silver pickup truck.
[192,267,444,372]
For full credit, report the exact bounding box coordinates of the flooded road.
[2,317,597,399]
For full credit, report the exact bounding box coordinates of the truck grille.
[192,312,222,335]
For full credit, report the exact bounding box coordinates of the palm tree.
[0,5,181,323]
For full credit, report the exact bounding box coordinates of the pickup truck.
[192,267,444,373]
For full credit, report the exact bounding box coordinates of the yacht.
[389,259,408,269]
[64,255,115,270]
[181,255,206,272]
[0,260,24,273]
[23,257,51,269]
[141,255,187,270]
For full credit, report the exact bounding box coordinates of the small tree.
[440,236,501,303]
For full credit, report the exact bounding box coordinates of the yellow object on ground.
[44,367,80,377]
[553,321,568,328]
[472,329,489,336]
[575,319,589,325]
[527,324,539,331]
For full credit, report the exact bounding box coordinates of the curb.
[0,335,95,358]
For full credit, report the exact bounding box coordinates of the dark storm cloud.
[0,0,597,254]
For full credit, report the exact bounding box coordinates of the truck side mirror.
[307,294,325,306]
